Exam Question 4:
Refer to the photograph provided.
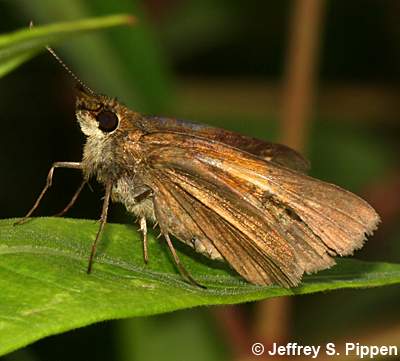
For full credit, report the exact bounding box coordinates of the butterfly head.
[75,85,121,138]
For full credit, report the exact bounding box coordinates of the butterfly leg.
[163,233,206,288]
[15,161,82,225]
[139,216,148,263]
[54,179,87,217]
[87,180,113,274]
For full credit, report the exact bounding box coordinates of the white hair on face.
[76,110,105,138]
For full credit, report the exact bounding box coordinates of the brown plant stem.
[280,0,326,152]
[253,0,326,356]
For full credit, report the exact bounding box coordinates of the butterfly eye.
[96,110,119,132]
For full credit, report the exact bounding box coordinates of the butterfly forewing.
[134,131,379,287]
[141,116,310,173]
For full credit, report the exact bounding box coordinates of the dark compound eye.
[96,110,119,132]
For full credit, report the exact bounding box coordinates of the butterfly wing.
[134,131,379,287]
[140,116,310,173]
[151,172,300,286]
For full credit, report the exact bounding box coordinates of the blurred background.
[1,0,400,360]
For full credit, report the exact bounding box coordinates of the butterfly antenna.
[46,46,95,95]
[29,20,95,95]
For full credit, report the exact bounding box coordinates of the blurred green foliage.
[10,0,173,112]
[0,14,133,77]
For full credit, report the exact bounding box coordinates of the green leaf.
[0,217,399,356]
[0,14,135,78]
[13,0,174,112]
[0,50,38,77]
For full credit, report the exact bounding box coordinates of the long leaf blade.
[0,14,135,77]
[0,217,399,355]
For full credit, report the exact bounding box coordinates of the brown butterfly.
[18,51,380,288]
